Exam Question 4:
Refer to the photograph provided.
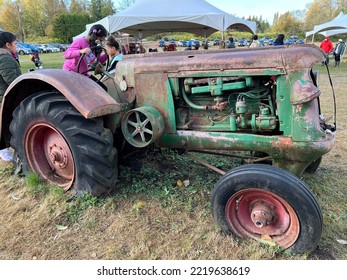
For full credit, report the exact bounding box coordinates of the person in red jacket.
[320,36,334,65]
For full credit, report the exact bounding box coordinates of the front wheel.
[10,92,118,196]
[211,164,322,254]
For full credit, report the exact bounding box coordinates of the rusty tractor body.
[0,45,335,254]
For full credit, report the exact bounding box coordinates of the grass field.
[0,47,346,260]
[19,52,64,73]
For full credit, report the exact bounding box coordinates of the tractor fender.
[0,69,122,147]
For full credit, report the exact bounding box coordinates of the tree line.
[0,0,133,42]
[0,0,346,43]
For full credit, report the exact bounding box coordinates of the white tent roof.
[109,0,255,37]
[73,0,255,40]
[320,28,347,36]
[305,12,347,37]
[73,16,114,40]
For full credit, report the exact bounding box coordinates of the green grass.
[18,52,64,73]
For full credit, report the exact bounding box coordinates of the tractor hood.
[115,45,324,87]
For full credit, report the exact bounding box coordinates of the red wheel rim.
[225,188,300,248]
[25,123,75,190]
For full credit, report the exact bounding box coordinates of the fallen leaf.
[337,239,347,245]
[136,201,145,209]
[257,235,277,247]
[11,194,21,201]
[56,225,68,231]
[183,179,190,187]
[176,180,183,187]
[261,234,273,242]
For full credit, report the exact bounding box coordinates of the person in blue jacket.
[273,34,285,46]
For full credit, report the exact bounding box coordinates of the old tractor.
[0,44,335,254]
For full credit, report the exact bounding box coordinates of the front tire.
[211,164,322,254]
[10,92,118,196]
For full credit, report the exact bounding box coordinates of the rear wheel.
[10,91,118,196]
[211,164,322,254]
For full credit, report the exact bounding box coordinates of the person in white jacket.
[333,39,346,67]
[249,35,262,48]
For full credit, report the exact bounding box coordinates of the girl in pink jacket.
[63,24,108,79]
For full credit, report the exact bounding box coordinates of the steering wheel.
[77,47,110,81]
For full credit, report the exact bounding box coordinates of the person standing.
[30,50,43,69]
[0,31,21,161]
[249,34,262,48]
[184,41,193,51]
[319,36,334,65]
[226,36,236,48]
[0,31,21,103]
[273,34,285,46]
[333,39,346,67]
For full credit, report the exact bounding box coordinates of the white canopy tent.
[73,0,256,40]
[319,28,347,36]
[73,16,115,40]
[305,12,347,38]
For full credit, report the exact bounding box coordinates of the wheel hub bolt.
[49,145,68,168]
[250,202,275,228]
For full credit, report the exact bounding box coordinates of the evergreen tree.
[53,13,90,42]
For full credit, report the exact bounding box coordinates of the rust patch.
[270,137,294,150]
[291,80,320,105]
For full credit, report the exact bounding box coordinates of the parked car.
[191,40,200,48]
[177,40,187,47]
[158,40,166,47]
[238,38,247,47]
[50,43,67,52]
[267,39,275,45]
[17,42,40,53]
[16,45,31,55]
[284,39,294,45]
[47,44,60,52]
[202,40,211,47]
[213,39,220,46]
[296,39,305,44]
[34,44,60,53]
[290,35,298,42]
[245,40,252,46]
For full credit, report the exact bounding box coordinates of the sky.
[205,0,311,24]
